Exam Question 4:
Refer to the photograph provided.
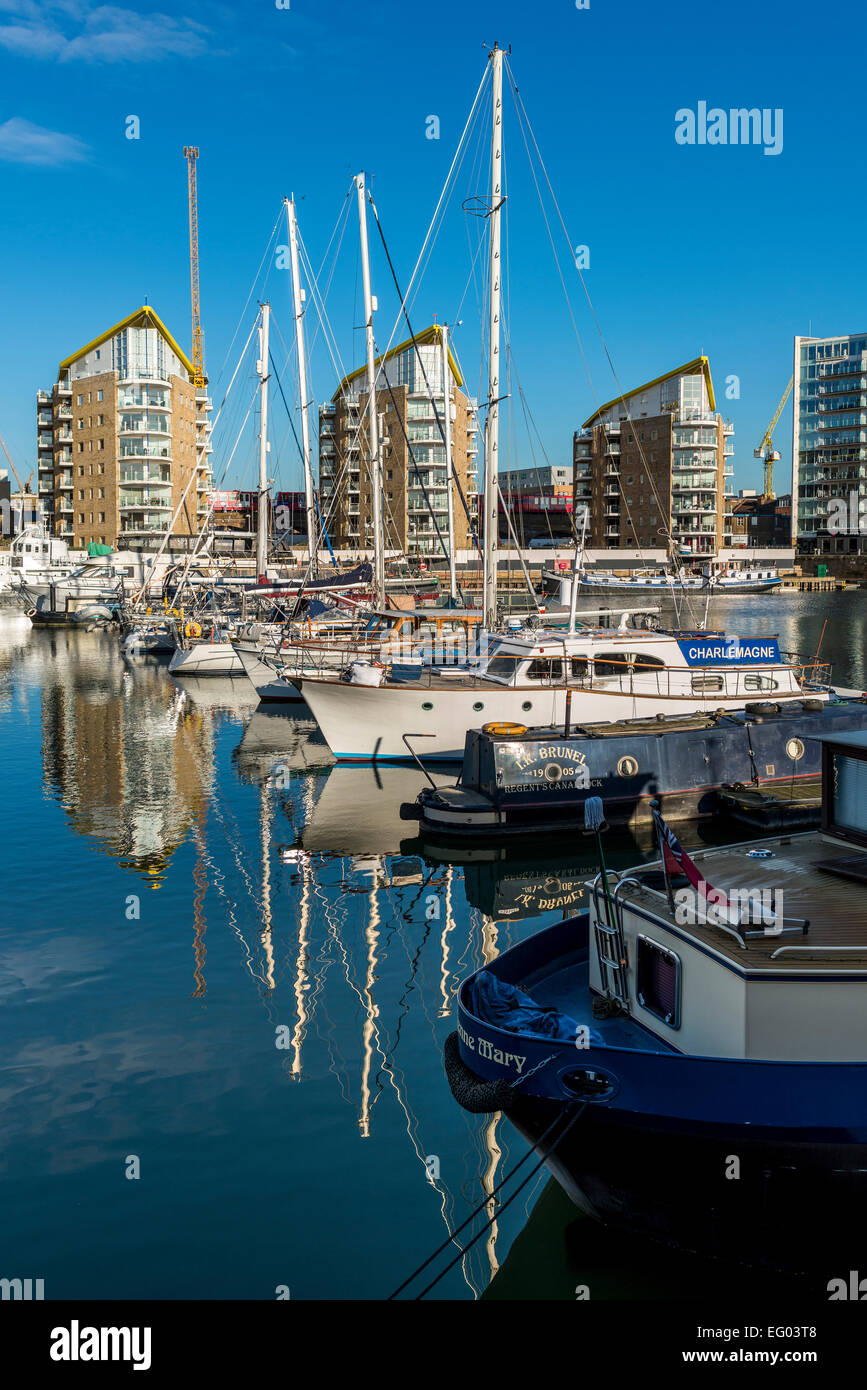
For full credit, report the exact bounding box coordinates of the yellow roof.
[334,323,464,398]
[583,356,715,428]
[59,306,193,377]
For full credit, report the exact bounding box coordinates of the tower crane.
[754,376,793,500]
[0,430,32,492]
[183,146,206,388]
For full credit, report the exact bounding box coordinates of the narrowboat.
[446,731,867,1272]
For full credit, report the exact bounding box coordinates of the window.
[78,466,84,476]
[527,658,564,682]
[633,655,666,671]
[98,416,104,426]
[97,390,103,401]
[87,393,92,403]
[78,514,84,524]
[77,419,83,429]
[691,673,724,692]
[594,652,636,677]
[98,488,104,499]
[744,674,779,692]
[99,513,105,523]
[78,443,84,454]
[98,439,104,451]
[636,936,681,1028]
[570,657,589,679]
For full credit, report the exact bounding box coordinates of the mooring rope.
[388,1100,587,1300]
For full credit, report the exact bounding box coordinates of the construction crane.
[754,375,793,500]
[0,429,32,492]
[183,146,206,388]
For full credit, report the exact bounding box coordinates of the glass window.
[636,936,681,1028]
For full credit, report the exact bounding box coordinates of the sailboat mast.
[286,197,317,575]
[483,44,504,630]
[441,324,458,602]
[356,172,386,608]
[439,330,461,608]
[256,302,271,581]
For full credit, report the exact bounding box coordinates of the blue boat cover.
[468,970,602,1045]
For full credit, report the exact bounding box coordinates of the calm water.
[0,591,864,1300]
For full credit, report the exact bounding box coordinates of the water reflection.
[3,596,866,1299]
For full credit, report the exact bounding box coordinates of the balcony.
[38,434,53,449]
[56,405,72,420]
[120,467,171,484]
[55,429,73,443]
[118,371,172,385]
[37,411,52,426]
[57,500,73,513]
[120,444,172,460]
[119,496,172,511]
[56,474,73,489]
[54,381,71,396]
[37,391,51,404]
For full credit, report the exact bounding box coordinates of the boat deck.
[622,833,867,971]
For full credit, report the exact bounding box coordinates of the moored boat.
[446,734,867,1272]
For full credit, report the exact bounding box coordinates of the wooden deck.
[624,833,867,971]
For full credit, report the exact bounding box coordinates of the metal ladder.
[591,872,630,1009]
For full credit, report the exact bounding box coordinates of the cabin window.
[593,652,635,677]
[484,656,519,679]
[744,674,778,692]
[473,702,484,712]
[570,657,589,679]
[636,936,681,1028]
[421,702,433,711]
[691,674,724,692]
[528,658,563,682]
[633,655,666,671]
[522,701,532,711]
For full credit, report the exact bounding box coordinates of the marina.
[1,587,867,1306]
[3,0,867,1353]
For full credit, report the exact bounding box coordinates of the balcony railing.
[119,444,172,459]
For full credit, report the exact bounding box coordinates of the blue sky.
[0,0,861,499]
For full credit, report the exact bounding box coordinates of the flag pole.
[584,796,616,929]
[649,798,676,915]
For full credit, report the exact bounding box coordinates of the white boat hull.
[233,640,306,702]
[168,642,244,677]
[296,677,815,762]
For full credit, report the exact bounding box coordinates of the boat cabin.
[590,731,867,1064]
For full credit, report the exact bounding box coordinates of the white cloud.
[0,2,209,62]
[0,116,89,164]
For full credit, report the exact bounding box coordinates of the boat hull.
[296,675,819,762]
[452,914,867,1271]
[168,642,244,677]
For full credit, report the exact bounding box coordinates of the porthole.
[473,702,484,712]
[786,737,805,761]
[422,701,433,711]
[617,755,639,777]
[522,701,532,712]
[545,763,562,783]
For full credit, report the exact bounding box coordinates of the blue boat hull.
[452,914,867,1270]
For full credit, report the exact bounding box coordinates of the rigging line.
[503,68,656,570]
[414,1103,587,1301]
[388,1101,585,1300]
[213,207,283,389]
[367,193,483,562]
[507,67,703,603]
[364,61,491,395]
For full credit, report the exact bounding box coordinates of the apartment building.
[573,357,734,555]
[36,306,212,548]
[318,326,478,558]
[792,332,867,555]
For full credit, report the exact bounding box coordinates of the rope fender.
[444,1030,514,1115]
